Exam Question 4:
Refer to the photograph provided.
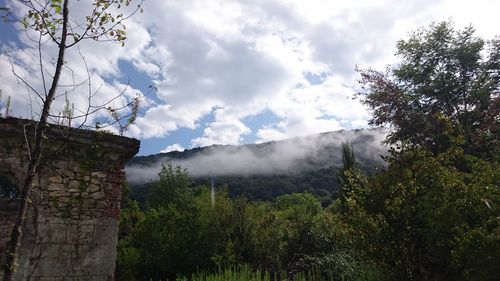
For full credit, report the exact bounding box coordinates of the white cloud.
[191,108,252,146]
[0,0,150,131]
[160,143,185,153]
[2,0,500,151]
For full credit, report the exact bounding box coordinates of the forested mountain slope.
[126,128,388,202]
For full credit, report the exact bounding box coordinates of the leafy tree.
[357,21,499,159]
[117,165,201,280]
[146,164,191,209]
[273,193,322,272]
[136,205,205,280]
[115,184,144,281]
[294,209,382,281]
[195,187,246,269]
[351,22,500,280]
[346,147,499,280]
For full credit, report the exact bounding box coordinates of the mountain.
[126,128,389,203]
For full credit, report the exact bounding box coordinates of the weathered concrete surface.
[0,117,139,280]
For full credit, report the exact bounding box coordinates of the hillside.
[125,128,388,202]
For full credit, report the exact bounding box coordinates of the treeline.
[130,166,342,206]
[116,22,499,281]
[116,164,383,281]
[116,147,498,281]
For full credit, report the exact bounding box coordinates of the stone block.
[81,199,97,210]
[89,192,104,201]
[68,180,83,190]
[48,183,65,191]
[90,177,101,185]
[87,184,100,193]
[48,175,63,184]
[91,172,106,179]
[49,190,66,197]
[58,197,71,203]
[95,200,108,209]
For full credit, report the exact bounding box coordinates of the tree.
[116,167,235,280]
[146,164,191,209]
[115,184,144,281]
[351,22,500,280]
[345,147,500,280]
[273,193,322,272]
[0,1,143,279]
[357,21,499,159]
[337,142,357,213]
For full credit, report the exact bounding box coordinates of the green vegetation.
[177,265,336,281]
[117,22,499,281]
[117,166,382,281]
[357,21,499,160]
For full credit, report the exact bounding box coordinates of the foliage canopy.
[358,21,499,159]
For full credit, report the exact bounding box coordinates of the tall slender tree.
[337,142,357,213]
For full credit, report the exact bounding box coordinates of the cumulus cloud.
[191,108,252,147]
[2,0,499,149]
[160,143,185,153]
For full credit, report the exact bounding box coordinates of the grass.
[177,264,336,281]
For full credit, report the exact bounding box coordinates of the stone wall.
[0,199,19,262]
[0,117,139,280]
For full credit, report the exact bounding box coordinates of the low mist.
[125,128,389,185]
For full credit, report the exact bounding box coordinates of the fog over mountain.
[125,128,389,185]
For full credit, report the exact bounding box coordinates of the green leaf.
[21,17,28,29]
[50,3,61,13]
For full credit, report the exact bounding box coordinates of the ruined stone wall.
[0,201,17,249]
[0,199,19,263]
[0,117,139,281]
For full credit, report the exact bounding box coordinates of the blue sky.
[1,0,499,156]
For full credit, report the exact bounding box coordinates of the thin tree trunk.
[3,0,69,279]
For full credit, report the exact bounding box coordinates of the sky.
[0,0,499,156]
